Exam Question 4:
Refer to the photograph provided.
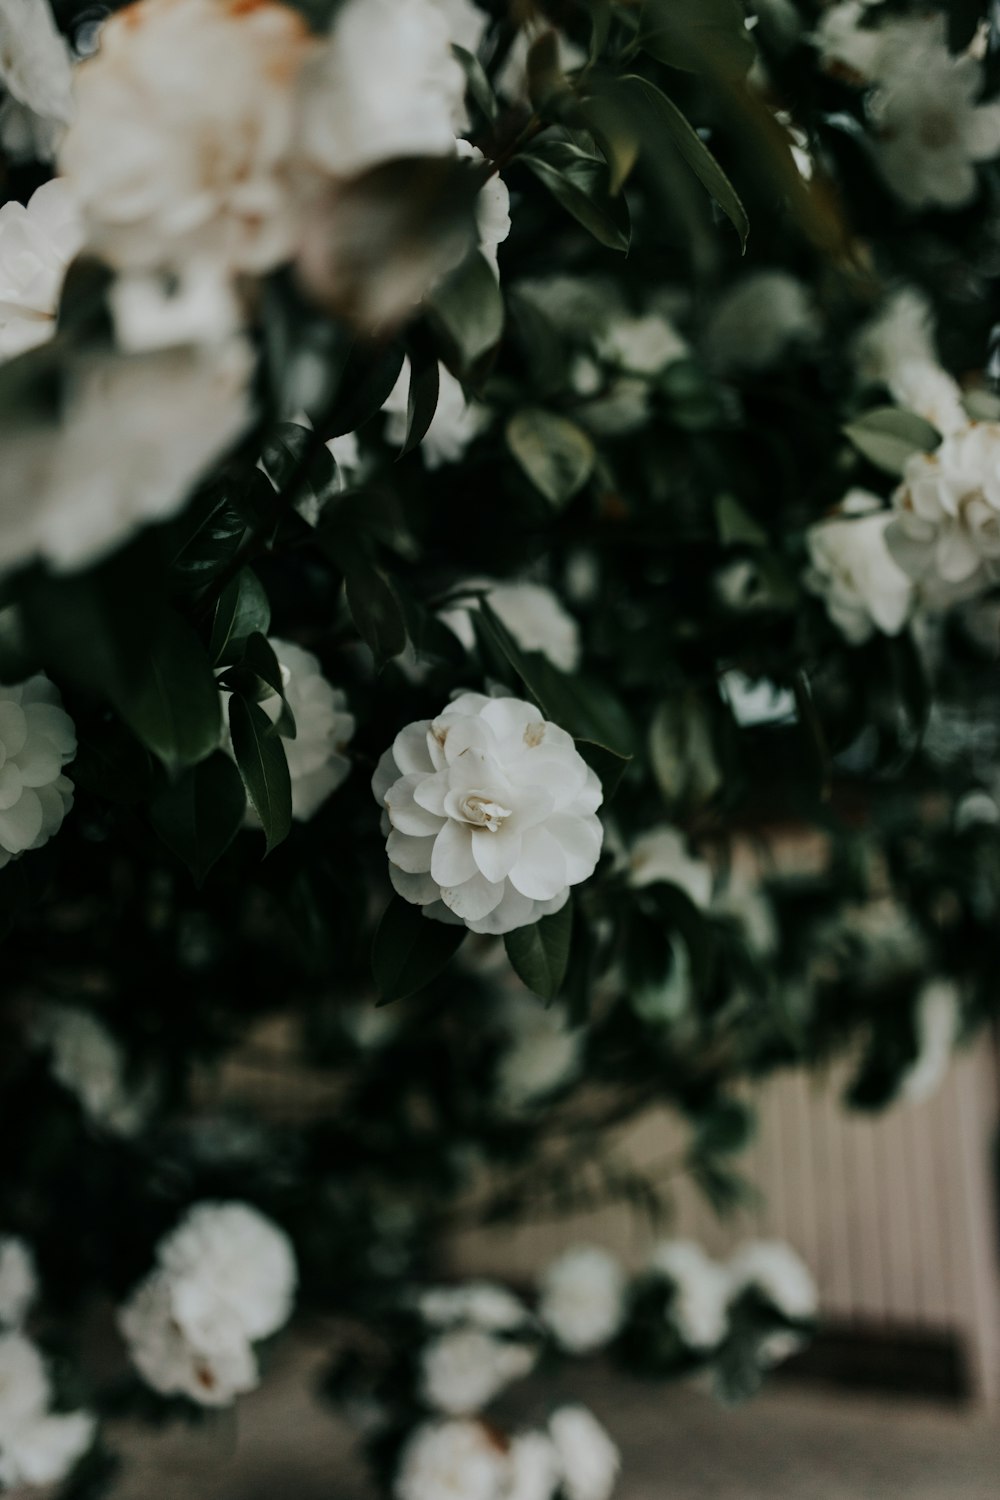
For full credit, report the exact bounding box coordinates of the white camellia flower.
[0,337,254,574]
[537,1247,626,1355]
[158,1202,297,1349]
[702,270,817,372]
[727,1240,817,1323]
[648,1240,730,1351]
[33,1005,153,1137]
[0,1332,95,1488]
[439,581,581,674]
[0,674,75,869]
[0,0,74,162]
[888,424,1000,599]
[805,490,915,644]
[383,360,488,469]
[417,1281,529,1332]
[0,1238,36,1328]
[900,977,961,1103]
[396,1418,509,1500]
[373,693,604,936]
[854,287,966,437]
[420,1326,535,1415]
[493,993,584,1112]
[59,0,314,273]
[548,1406,620,1500]
[627,827,713,907]
[118,1269,260,1407]
[0,178,82,360]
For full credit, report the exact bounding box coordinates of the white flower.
[296,0,466,181]
[727,1240,817,1322]
[242,640,354,822]
[109,262,242,353]
[456,140,511,276]
[508,1431,560,1500]
[118,1270,259,1407]
[0,1332,94,1488]
[417,1282,529,1332]
[0,674,74,869]
[627,827,713,907]
[420,1327,535,1415]
[59,0,314,273]
[158,1201,297,1348]
[812,1,886,81]
[805,490,914,644]
[0,178,82,360]
[0,1238,35,1328]
[596,313,688,376]
[548,1406,620,1500]
[373,693,604,936]
[440,581,581,673]
[396,1419,509,1500]
[493,994,584,1112]
[383,360,488,469]
[888,423,1000,598]
[0,0,74,162]
[901,978,960,1103]
[702,271,817,372]
[33,1005,152,1136]
[720,670,796,729]
[430,0,489,58]
[537,1247,626,1355]
[0,337,254,573]
[854,288,966,436]
[649,1241,730,1351]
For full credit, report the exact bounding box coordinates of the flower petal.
[387,829,435,874]
[509,826,568,901]
[384,774,446,836]
[471,825,521,884]
[440,870,504,921]
[0,787,43,853]
[431,819,477,886]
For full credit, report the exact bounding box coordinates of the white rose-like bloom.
[417,1281,529,1332]
[805,490,914,644]
[627,827,713,907]
[0,1238,36,1328]
[854,287,966,438]
[33,1004,153,1137]
[702,270,818,372]
[0,674,74,869]
[900,978,961,1103]
[596,313,688,376]
[420,1326,535,1415]
[439,581,581,674]
[0,179,82,360]
[396,1419,509,1500]
[246,640,355,822]
[508,1431,560,1500]
[0,337,254,574]
[548,1406,620,1500]
[537,1247,626,1354]
[373,694,604,935]
[494,994,584,1112]
[0,0,74,162]
[0,1333,95,1488]
[158,1201,297,1349]
[383,360,488,469]
[59,0,314,274]
[648,1240,730,1351]
[888,424,1000,597]
[118,1270,259,1407]
[727,1240,818,1322]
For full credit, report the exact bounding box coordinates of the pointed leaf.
[843,406,940,476]
[427,250,504,368]
[228,694,292,853]
[504,901,573,1000]
[372,896,467,1002]
[210,568,271,666]
[150,752,246,885]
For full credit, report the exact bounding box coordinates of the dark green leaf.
[452,43,499,124]
[506,407,595,507]
[504,901,573,1000]
[323,339,407,439]
[113,612,222,773]
[228,694,292,854]
[522,147,631,251]
[638,0,754,80]
[526,28,565,113]
[400,347,440,457]
[345,562,407,669]
[150,752,246,884]
[372,895,467,1002]
[210,568,271,666]
[427,250,504,369]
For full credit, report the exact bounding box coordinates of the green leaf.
[150,752,246,885]
[506,408,595,508]
[452,43,498,124]
[210,568,271,666]
[526,28,565,114]
[113,612,222,773]
[427,250,504,368]
[261,422,340,514]
[694,1099,755,1157]
[372,895,467,1003]
[522,147,631,252]
[324,339,407,439]
[638,0,754,80]
[842,406,940,476]
[345,561,407,669]
[715,494,768,548]
[227,693,292,854]
[503,901,573,1000]
[400,346,440,457]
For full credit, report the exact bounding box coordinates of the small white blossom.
[806,490,914,644]
[430,0,490,59]
[0,178,82,360]
[702,270,817,372]
[854,288,966,436]
[373,694,603,936]
[627,827,713,908]
[420,1326,535,1415]
[493,994,584,1112]
[888,424,1000,599]
[417,1281,529,1332]
[596,313,688,376]
[440,581,581,674]
[0,1332,94,1488]
[396,1418,509,1500]
[537,1247,626,1354]
[0,1238,36,1329]
[383,360,488,469]
[0,674,74,869]
[548,1406,620,1500]
[118,1270,259,1407]
[0,0,74,162]
[901,978,960,1103]
[33,1005,152,1136]
[648,1241,730,1350]
[727,1240,817,1322]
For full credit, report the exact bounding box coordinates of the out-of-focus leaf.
[842,406,940,476]
[452,43,499,124]
[638,0,754,80]
[150,752,246,885]
[506,407,595,507]
[322,339,407,440]
[399,345,440,457]
[428,249,504,368]
[113,612,222,774]
[345,561,407,668]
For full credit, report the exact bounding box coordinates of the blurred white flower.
[812,1,886,80]
[721,670,796,729]
[627,827,713,907]
[34,1005,153,1136]
[548,1406,620,1500]
[855,288,966,436]
[109,261,242,353]
[118,1269,260,1407]
[538,1246,626,1355]
[417,1281,529,1332]
[901,977,960,1103]
[727,1240,817,1322]
[805,490,914,644]
[60,0,313,273]
[0,178,82,359]
[373,693,603,935]
[648,1240,730,1350]
[396,1418,508,1500]
[889,423,1000,597]
[494,993,584,1112]
[439,580,581,673]
[420,1326,535,1415]
[702,270,817,372]
[430,0,490,58]
[0,1238,36,1328]
[0,1332,94,1488]
[508,1430,560,1500]
[158,1201,297,1349]
[0,674,74,869]
[383,360,488,469]
[0,0,74,162]
[597,313,688,376]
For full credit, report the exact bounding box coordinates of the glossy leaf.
[113,612,222,774]
[506,407,595,508]
[504,901,573,1000]
[428,249,504,368]
[150,752,246,885]
[522,147,631,252]
[372,895,467,1002]
[210,568,271,666]
[228,693,292,854]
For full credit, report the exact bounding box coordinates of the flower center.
[456,791,512,832]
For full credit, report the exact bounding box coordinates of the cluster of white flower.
[373,694,604,935]
[415,1276,536,1417]
[625,827,776,955]
[854,288,967,438]
[0,178,82,359]
[118,1201,297,1406]
[537,1246,626,1354]
[32,1004,154,1136]
[649,1237,817,1356]
[805,490,915,645]
[702,270,818,373]
[0,674,75,869]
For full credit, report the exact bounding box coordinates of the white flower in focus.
[702,271,817,372]
[649,1241,730,1351]
[854,288,966,436]
[0,0,74,162]
[889,424,1000,597]
[727,1240,817,1322]
[537,1247,626,1354]
[0,179,82,359]
[383,360,488,469]
[246,640,354,822]
[494,994,584,1111]
[0,1333,94,1488]
[0,337,254,573]
[420,1327,535,1415]
[59,0,314,273]
[0,674,74,869]
[417,1282,529,1332]
[508,1431,560,1500]
[33,1005,152,1136]
[627,827,713,908]
[158,1201,297,1349]
[805,490,914,644]
[396,1418,508,1500]
[596,313,688,376]
[0,1238,36,1328]
[117,1270,259,1407]
[901,978,960,1102]
[439,580,581,673]
[373,694,604,936]
[548,1406,620,1500]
